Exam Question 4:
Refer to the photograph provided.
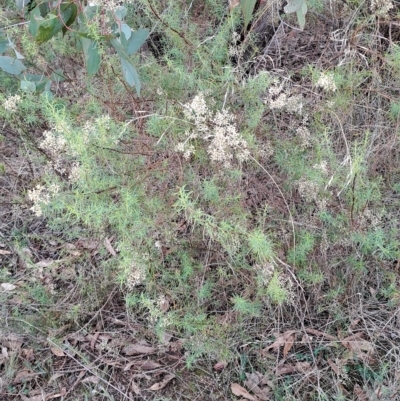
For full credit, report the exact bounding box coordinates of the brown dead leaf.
[276,362,312,376]
[159,295,170,312]
[82,375,100,384]
[50,347,65,357]
[123,360,162,372]
[327,359,340,375]
[104,237,117,256]
[123,343,156,356]
[0,249,12,255]
[148,374,175,391]
[305,328,337,341]
[76,238,100,250]
[231,383,257,400]
[137,360,163,370]
[131,380,142,395]
[341,332,374,361]
[244,372,270,400]
[229,0,240,10]
[20,394,46,401]
[89,332,100,351]
[13,369,40,384]
[283,332,296,357]
[5,334,23,350]
[354,384,370,401]
[48,372,65,384]
[22,348,34,361]
[214,361,228,371]
[35,259,54,268]
[266,330,298,354]
[349,319,361,330]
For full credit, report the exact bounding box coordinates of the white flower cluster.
[176,92,250,168]
[257,262,275,286]
[2,94,21,112]
[126,263,146,289]
[265,80,303,114]
[296,125,312,148]
[297,178,319,203]
[370,0,393,15]
[313,160,329,176]
[68,162,81,182]
[88,0,120,11]
[316,72,337,92]
[208,110,250,167]
[27,183,60,217]
[39,130,68,158]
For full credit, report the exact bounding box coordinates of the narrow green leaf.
[75,31,113,41]
[81,5,100,23]
[50,69,65,83]
[114,6,127,20]
[284,0,304,14]
[81,38,101,76]
[295,1,307,30]
[29,6,42,37]
[61,3,78,35]
[21,73,50,90]
[126,28,149,56]
[120,57,140,95]
[15,0,29,10]
[42,89,53,99]
[36,13,63,44]
[120,23,131,41]
[38,3,50,18]
[240,0,257,28]
[0,56,26,74]
[0,38,9,53]
[21,80,36,92]
[110,38,130,61]
[44,80,51,92]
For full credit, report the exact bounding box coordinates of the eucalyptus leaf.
[81,38,101,76]
[110,38,130,61]
[21,73,50,90]
[61,3,78,35]
[120,57,140,95]
[296,1,307,30]
[121,23,132,41]
[81,5,100,23]
[114,6,127,20]
[284,0,304,14]
[240,0,257,28]
[126,28,149,55]
[0,38,9,54]
[0,56,26,75]
[21,80,36,92]
[29,6,42,37]
[15,0,30,10]
[35,13,64,44]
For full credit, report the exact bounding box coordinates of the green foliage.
[232,295,261,316]
[3,0,149,94]
[248,229,274,263]
[284,0,308,30]
[266,272,289,305]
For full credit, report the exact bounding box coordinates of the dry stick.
[329,110,353,196]
[8,317,135,401]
